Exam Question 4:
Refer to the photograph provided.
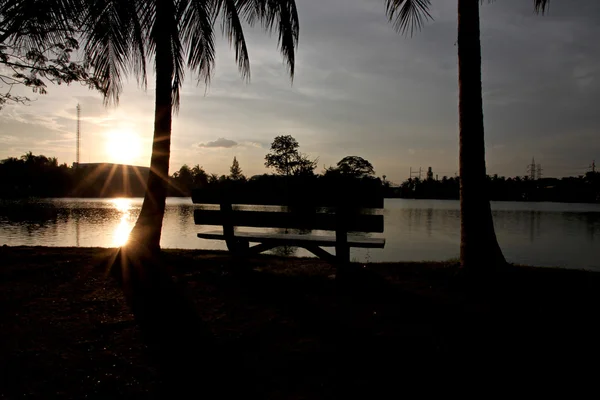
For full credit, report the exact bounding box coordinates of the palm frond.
[0,0,82,48]
[237,0,299,80]
[81,0,131,105]
[180,0,215,86]
[214,0,251,81]
[128,1,150,90]
[385,0,432,37]
[80,0,150,105]
[533,0,550,14]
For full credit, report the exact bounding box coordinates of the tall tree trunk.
[127,39,173,252]
[457,0,506,269]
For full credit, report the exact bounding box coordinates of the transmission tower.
[409,167,422,180]
[76,104,81,166]
[536,163,542,180]
[590,160,596,173]
[527,157,536,180]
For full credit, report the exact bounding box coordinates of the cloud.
[240,140,269,149]
[198,137,238,148]
[0,135,18,143]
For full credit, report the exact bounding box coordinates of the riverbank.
[1,246,599,398]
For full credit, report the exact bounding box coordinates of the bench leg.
[226,238,250,256]
[248,242,277,254]
[304,245,336,264]
[336,245,350,265]
[334,244,351,281]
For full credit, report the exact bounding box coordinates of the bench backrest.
[192,179,384,233]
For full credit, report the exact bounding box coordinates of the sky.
[0,0,598,184]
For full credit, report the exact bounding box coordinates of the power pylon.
[527,157,536,180]
[409,167,422,180]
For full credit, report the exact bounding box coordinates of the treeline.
[391,173,600,203]
[0,153,150,198]
[0,153,73,198]
[2,149,599,204]
[169,135,383,198]
[0,136,383,199]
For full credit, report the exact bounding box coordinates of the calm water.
[1,198,599,270]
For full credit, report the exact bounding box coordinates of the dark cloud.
[198,137,238,148]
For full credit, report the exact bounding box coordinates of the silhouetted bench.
[191,181,385,266]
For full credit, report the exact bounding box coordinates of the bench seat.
[197,230,385,248]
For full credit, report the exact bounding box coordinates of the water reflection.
[0,198,599,270]
[112,198,132,213]
[110,198,134,246]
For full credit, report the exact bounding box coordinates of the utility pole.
[76,104,81,167]
[590,160,596,173]
[527,157,536,180]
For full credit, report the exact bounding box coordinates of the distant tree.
[208,173,219,184]
[191,164,208,187]
[172,164,194,192]
[229,156,245,181]
[265,135,316,176]
[0,152,72,197]
[265,135,298,176]
[293,154,317,176]
[218,174,229,183]
[382,175,390,188]
[335,156,375,178]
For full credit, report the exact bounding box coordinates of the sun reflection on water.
[111,198,134,246]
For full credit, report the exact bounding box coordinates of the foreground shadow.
[168,254,600,394]
[108,246,232,398]
[3,246,600,397]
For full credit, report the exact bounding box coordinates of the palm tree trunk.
[128,29,173,253]
[457,0,506,269]
[111,3,222,396]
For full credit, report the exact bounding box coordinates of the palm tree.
[385,0,550,269]
[76,2,299,395]
[80,0,299,253]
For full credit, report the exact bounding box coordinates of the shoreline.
[2,195,600,205]
[2,246,599,397]
[2,244,594,272]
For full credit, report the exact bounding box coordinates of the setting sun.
[105,130,142,165]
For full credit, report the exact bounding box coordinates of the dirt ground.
[1,246,599,398]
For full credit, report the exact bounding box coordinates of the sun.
[105,130,142,165]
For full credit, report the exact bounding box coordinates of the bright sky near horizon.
[0,0,598,184]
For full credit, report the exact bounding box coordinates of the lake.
[1,198,599,271]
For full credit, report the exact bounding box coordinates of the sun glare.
[105,130,142,165]
[111,198,134,246]
[113,215,133,246]
[112,197,132,213]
